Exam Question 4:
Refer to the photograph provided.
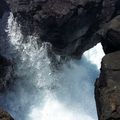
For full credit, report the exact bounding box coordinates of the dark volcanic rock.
[0,0,9,18]
[3,0,101,57]
[0,108,14,120]
[95,51,120,120]
[0,1,120,120]
[101,16,120,54]
[0,55,13,92]
[4,0,120,57]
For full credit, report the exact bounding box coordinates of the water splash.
[0,13,105,120]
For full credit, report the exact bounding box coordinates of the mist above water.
[0,13,105,120]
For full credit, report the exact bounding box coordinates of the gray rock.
[3,0,120,57]
[0,0,9,18]
[4,0,103,57]
[95,51,120,120]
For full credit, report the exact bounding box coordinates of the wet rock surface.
[100,15,120,54]
[0,55,13,92]
[0,0,9,18]
[0,108,14,120]
[95,51,120,120]
[0,0,120,120]
[4,0,120,57]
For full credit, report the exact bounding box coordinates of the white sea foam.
[0,13,105,120]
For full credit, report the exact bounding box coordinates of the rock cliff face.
[0,0,120,120]
[4,0,120,57]
[95,51,120,120]
[0,108,14,120]
[101,15,120,54]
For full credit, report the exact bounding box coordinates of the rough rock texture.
[0,108,14,120]
[100,15,120,54]
[95,51,120,120]
[0,55,13,92]
[0,1,120,120]
[4,0,119,57]
[4,0,100,57]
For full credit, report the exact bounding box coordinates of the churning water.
[0,13,105,120]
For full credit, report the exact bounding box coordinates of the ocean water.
[0,13,105,120]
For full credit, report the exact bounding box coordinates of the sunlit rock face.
[95,51,120,120]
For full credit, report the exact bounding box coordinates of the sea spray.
[0,13,105,120]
